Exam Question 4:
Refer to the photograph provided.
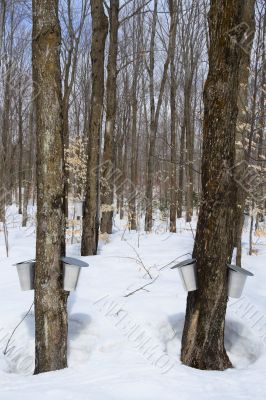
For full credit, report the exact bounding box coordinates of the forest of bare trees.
[0,0,265,384]
[0,0,265,236]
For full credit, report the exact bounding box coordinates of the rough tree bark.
[181,0,254,370]
[32,0,67,373]
[100,0,119,234]
[81,0,108,255]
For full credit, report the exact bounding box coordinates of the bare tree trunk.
[81,0,108,255]
[18,82,23,215]
[116,129,125,219]
[62,0,87,222]
[118,132,127,220]
[257,8,266,213]
[0,1,5,55]
[22,106,35,227]
[184,74,194,222]
[249,200,254,255]
[169,0,178,233]
[181,0,255,370]
[128,85,138,230]
[128,5,144,231]
[144,0,157,232]
[234,0,256,266]
[177,124,185,218]
[0,0,6,221]
[145,0,173,231]
[32,0,67,373]
[0,2,14,215]
[100,0,119,234]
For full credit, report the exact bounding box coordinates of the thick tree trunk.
[32,0,67,374]
[181,0,254,370]
[81,0,108,255]
[100,0,119,234]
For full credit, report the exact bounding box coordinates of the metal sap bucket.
[61,256,89,291]
[74,201,84,218]
[14,260,35,291]
[227,264,254,298]
[171,258,197,291]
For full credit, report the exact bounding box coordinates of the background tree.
[233,0,256,266]
[81,0,108,255]
[100,0,119,234]
[61,0,88,220]
[144,0,175,232]
[169,0,178,232]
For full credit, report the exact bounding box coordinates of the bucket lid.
[171,258,196,270]
[12,259,35,266]
[61,256,89,268]
[227,264,254,276]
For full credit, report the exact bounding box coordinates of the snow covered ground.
[0,209,266,400]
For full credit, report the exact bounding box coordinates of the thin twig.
[159,252,192,271]
[124,275,159,297]
[3,302,34,355]
[125,240,153,279]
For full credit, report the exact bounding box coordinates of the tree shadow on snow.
[167,313,261,368]
[168,313,185,341]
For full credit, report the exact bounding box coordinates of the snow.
[0,211,266,399]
